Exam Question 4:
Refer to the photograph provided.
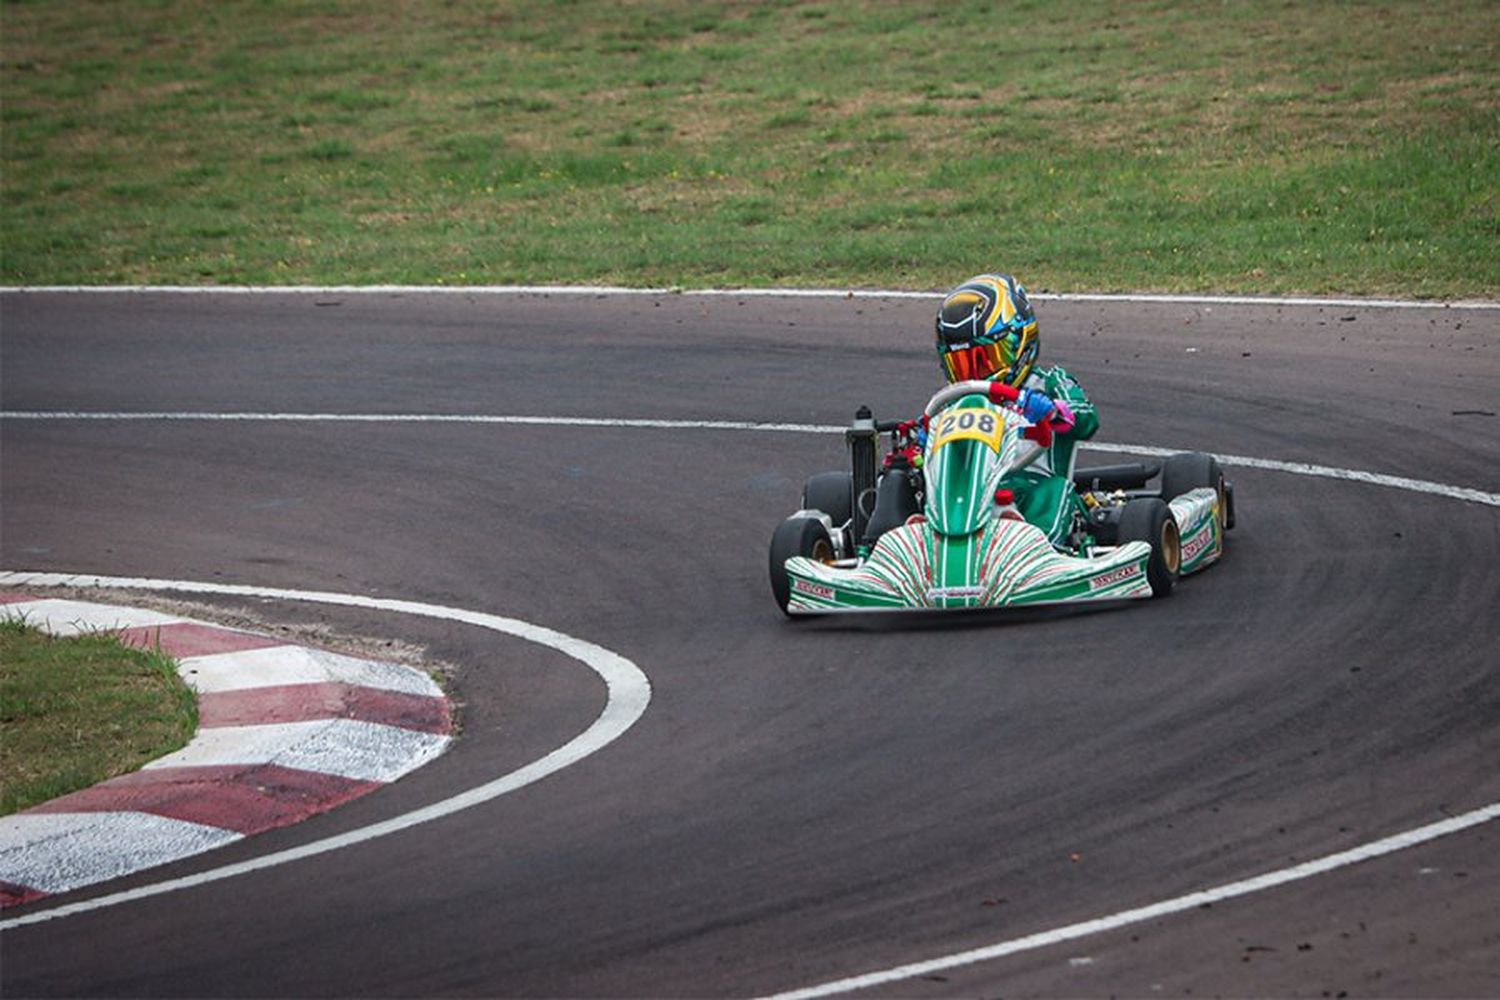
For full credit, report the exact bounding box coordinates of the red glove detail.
[987,382,1020,403]
[1024,423,1054,448]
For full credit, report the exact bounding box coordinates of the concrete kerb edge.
[0,591,454,907]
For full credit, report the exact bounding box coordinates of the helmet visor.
[941,341,1009,383]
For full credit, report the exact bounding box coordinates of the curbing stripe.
[6,598,184,636]
[196,682,451,734]
[0,812,244,897]
[117,621,285,658]
[178,644,446,697]
[139,718,450,783]
[26,765,383,836]
[0,881,47,908]
[0,598,453,907]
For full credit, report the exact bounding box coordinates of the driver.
[870,273,1097,548]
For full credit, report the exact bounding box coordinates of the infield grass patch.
[0,618,197,816]
[2,1,1496,295]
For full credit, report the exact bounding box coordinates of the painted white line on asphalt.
[760,802,1500,999]
[1080,443,1500,507]
[0,411,838,435]
[0,574,652,929]
[4,411,1497,507]
[2,284,1497,309]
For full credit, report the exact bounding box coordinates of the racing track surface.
[1,289,1497,997]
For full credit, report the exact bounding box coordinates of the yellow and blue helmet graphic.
[934,273,1039,388]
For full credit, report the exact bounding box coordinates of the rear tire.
[1118,498,1180,597]
[769,516,835,615]
[1160,452,1227,530]
[802,471,853,527]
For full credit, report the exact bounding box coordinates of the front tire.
[769,516,835,615]
[1118,498,1180,597]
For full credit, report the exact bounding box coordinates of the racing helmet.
[934,273,1039,388]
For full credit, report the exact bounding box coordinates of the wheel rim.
[1161,519,1181,575]
[811,538,835,564]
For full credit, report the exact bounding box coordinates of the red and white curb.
[0,593,452,908]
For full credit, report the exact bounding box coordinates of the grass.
[1,1,1496,296]
[0,618,198,816]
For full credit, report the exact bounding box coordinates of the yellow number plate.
[930,408,1005,454]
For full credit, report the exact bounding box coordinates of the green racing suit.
[998,364,1098,545]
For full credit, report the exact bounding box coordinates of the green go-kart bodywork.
[770,381,1232,616]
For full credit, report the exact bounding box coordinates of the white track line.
[2,284,1497,309]
[761,802,1500,999]
[4,411,1496,507]
[1081,443,1500,507]
[0,411,837,435]
[0,574,652,930]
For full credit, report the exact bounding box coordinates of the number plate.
[930,408,1005,454]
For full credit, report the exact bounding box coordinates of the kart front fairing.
[784,514,1154,612]
[783,391,1156,613]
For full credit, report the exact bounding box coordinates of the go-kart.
[769,380,1235,615]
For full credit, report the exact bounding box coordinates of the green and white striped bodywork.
[784,391,1156,614]
[1169,486,1224,576]
[785,516,1153,613]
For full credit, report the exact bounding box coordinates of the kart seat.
[1073,462,1161,492]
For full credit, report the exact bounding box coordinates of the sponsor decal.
[1182,528,1216,562]
[1089,565,1139,590]
[792,579,835,600]
[927,585,986,600]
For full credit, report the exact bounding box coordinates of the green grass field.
[0,619,197,815]
[2,1,1496,296]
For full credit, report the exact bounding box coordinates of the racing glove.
[988,383,1060,425]
[1048,399,1077,434]
[1020,392,1078,448]
[1016,388,1057,425]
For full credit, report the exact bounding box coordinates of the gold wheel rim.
[1162,519,1181,575]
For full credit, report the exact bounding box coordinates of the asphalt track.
[1,289,1497,997]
